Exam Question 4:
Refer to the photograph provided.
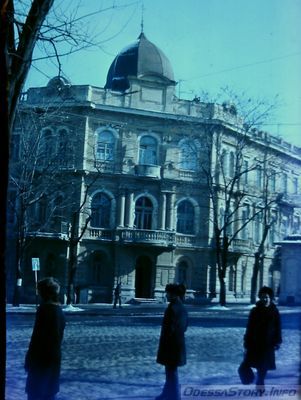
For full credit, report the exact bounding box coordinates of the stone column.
[166,192,175,230]
[206,265,210,298]
[159,192,167,230]
[125,192,134,227]
[118,192,126,227]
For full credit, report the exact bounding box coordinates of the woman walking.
[156,283,188,400]
[244,286,282,389]
[25,277,66,400]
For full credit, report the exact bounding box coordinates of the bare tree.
[8,106,78,305]
[1,1,135,393]
[196,88,280,305]
[65,176,96,306]
[249,151,279,304]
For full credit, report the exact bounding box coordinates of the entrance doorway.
[135,256,153,298]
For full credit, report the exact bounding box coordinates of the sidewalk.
[6,302,301,317]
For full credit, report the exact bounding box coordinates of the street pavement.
[5,303,301,400]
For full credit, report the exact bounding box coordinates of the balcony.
[134,164,161,178]
[94,161,116,173]
[214,237,252,254]
[231,238,252,253]
[120,229,175,247]
[26,221,69,240]
[277,193,301,208]
[86,228,205,249]
[88,228,115,241]
[175,234,198,247]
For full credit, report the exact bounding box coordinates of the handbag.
[238,359,255,385]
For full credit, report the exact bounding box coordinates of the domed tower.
[105,32,176,93]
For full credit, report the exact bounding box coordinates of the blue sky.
[26,0,301,147]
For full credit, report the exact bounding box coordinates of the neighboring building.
[7,32,301,304]
[276,234,301,305]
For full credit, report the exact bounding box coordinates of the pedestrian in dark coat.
[244,286,282,388]
[25,277,66,400]
[113,282,122,309]
[156,283,188,400]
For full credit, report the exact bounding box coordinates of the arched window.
[179,140,197,170]
[41,128,54,159]
[176,260,192,289]
[91,193,111,228]
[58,128,73,162]
[134,197,153,229]
[176,200,194,234]
[177,261,188,285]
[139,136,157,165]
[96,130,115,161]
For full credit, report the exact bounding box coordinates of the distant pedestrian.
[25,277,66,400]
[156,283,188,400]
[243,286,282,389]
[113,282,122,308]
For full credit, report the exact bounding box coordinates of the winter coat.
[156,298,188,367]
[244,301,282,370]
[25,303,65,397]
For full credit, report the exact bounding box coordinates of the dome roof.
[105,33,175,92]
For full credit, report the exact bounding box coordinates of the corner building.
[9,33,301,304]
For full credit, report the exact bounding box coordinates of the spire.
[140,2,144,34]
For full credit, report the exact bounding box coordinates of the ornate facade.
[7,33,301,304]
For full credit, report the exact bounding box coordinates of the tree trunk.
[218,239,228,306]
[219,275,226,306]
[66,241,77,305]
[250,252,260,304]
[0,3,9,396]
[250,225,270,304]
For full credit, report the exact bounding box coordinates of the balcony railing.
[175,234,198,247]
[88,228,115,240]
[119,229,175,246]
[213,237,252,253]
[231,238,251,252]
[134,164,161,178]
[86,228,207,248]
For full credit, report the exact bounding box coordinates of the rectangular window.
[281,216,289,238]
[269,171,276,192]
[293,177,298,194]
[243,160,248,185]
[282,173,288,193]
[96,143,113,161]
[241,206,250,239]
[256,166,262,188]
[254,212,262,244]
[293,216,300,234]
